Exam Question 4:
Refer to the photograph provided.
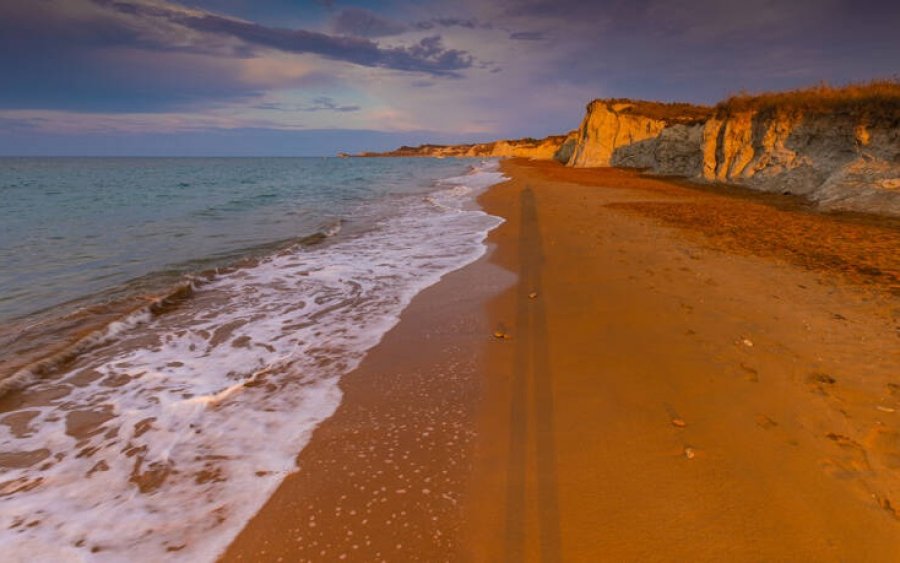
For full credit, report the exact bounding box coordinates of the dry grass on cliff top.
[599,99,713,125]
[717,80,900,121]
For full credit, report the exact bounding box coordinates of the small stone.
[528,292,538,299]
[741,338,754,348]
[493,330,508,340]
[683,447,696,459]
[671,418,686,428]
[876,406,895,413]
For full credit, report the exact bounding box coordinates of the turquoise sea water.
[0,156,505,561]
[0,157,472,322]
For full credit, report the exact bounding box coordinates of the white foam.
[0,162,506,562]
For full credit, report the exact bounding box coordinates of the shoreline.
[224,158,899,560]
[220,206,515,560]
[0,158,504,561]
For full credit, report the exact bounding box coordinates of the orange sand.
[225,159,900,561]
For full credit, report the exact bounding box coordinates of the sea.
[0,157,505,561]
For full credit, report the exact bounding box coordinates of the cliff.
[567,100,711,168]
[566,84,900,216]
[358,132,575,162]
[359,83,899,216]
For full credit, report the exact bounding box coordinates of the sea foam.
[0,161,505,562]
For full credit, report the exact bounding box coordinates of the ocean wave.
[0,162,506,562]
[0,223,346,400]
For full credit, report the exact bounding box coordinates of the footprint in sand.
[821,432,872,480]
[807,372,836,395]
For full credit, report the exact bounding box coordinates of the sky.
[1,0,898,155]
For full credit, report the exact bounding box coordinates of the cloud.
[415,17,493,31]
[4,0,899,149]
[0,117,39,131]
[509,31,545,41]
[305,96,360,112]
[255,97,361,112]
[90,0,475,76]
[331,8,406,38]
[329,9,495,38]
[0,0,479,112]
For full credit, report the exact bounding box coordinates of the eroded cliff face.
[566,100,900,216]
[567,100,711,168]
[698,110,900,214]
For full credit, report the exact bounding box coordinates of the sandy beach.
[224,159,900,561]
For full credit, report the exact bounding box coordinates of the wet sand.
[221,238,515,561]
[224,159,900,561]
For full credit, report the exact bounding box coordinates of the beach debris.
[493,329,510,340]
[740,337,754,348]
[876,406,896,413]
[671,418,687,428]
[528,291,538,299]
[683,446,696,460]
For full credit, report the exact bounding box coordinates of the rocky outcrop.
[359,133,575,161]
[696,109,900,214]
[566,96,900,216]
[552,130,579,164]
[567,100,711,168]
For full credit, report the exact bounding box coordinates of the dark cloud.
[331,8,407,38]
[304,96,361,112]
[328,9,495,38]
[415,17,493,31]
[92,0,474,76]
[509,31,545,41]
[255,97,360,112]
[0,0,477,111]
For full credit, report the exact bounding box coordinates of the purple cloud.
[332,8,407,38]
[90,0,474,76]
[509,31,546,41]
[255,97,361,113]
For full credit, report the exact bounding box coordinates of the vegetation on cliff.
[586,99,712,125]
[716,80,900,123]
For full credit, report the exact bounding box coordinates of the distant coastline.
[359,81,900,217]
[354,133,575,161]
